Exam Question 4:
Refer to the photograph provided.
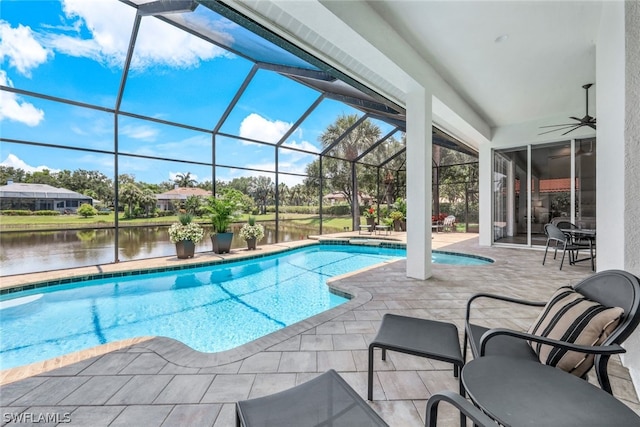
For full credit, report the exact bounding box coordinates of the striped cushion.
[527,286,624,377]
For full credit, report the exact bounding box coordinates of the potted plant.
[168,213,204,259]
[389,210,405,232]
[205,190,242,254]
[239,216,265,250]
[363,206,376,227]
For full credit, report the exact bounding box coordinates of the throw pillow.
[528,286,624,377]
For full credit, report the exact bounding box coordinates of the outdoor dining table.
[561,227,596,271]
[462,356,640,427]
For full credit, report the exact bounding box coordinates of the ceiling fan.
[539,84,596,136]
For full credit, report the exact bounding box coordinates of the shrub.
[0,210,33,216]
[33,210,61,216]
[78,203,98,218]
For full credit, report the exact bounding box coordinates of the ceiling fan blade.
[568,116,583,122]
[539,123,579,128]
[538,125,581,135]
[561,124,584,135]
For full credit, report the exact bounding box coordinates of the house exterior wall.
[596,0,640,394]
[623,0,640,395]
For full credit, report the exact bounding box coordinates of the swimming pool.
[0,244,491,370]
[0,245,402,369]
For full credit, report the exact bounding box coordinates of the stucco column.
[406,86,433,280]
[597,0,640,395]
[623,0,640,395]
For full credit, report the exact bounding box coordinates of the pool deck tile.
[1,232,639,426]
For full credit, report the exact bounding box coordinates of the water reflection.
[0,222,340,276]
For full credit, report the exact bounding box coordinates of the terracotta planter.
[211,232,233,254]
[246,237,257,250]
[175,240,195,259]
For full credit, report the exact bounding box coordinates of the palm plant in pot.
[168,213,204,259]
[205,190,242,254]
[239,216,265,250]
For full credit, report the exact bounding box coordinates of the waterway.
[0,222,342,276]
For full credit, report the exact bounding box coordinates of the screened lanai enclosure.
[0,0,477,276]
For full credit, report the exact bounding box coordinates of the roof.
[156,187,212,200]
[0,183,92,200]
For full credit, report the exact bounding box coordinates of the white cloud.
[132,15,227,70]
[0,154,58,173]
[1,0,231,78]
[154,134,210,153]
[0,20,51,76]
[239,113,292,144]
[281,139,320,154]
[49,0,228,71]
[169,171,200,183]
[120,123,159,141]
[0,71,45,126]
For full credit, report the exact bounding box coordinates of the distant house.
[156,187,212,212]
[0,182,93,213]
[323,191,375,205]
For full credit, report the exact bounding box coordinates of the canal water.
[0,222,342,276]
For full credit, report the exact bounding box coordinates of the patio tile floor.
[1,232,638,426]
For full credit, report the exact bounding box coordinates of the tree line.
[1,115,475,218]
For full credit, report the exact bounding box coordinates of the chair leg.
[462,330,468,363]
[368,344,375,400]
[542,244,549,265]
[560,243,567,270]
[236,404,242,427]
[595,354,613,394]
[425,391,494,427]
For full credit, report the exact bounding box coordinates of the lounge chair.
[464,269,640,393]
[236,369,388,426]
[442,215,456,232]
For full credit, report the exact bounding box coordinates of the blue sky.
[0,0,396,186]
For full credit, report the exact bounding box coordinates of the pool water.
[0,245,491,370]
[0,245,406,369]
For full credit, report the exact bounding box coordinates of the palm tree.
[139,188,157,217]
[119,183,143,218]
[174,172,197,188]
[248,176,274,215]
[278,182,289,213]
[319,114,381,219]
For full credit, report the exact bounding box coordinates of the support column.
[406,86,433,280]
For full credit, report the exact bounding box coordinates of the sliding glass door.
[493,139,596,246]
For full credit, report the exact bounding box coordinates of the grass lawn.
[0,212,355,232]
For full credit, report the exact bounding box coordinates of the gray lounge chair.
[236,369,388,427]
[464,269,640,394]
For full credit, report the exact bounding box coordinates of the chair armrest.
[479,328,626,356]
[465,293,546,324]
[425,391,495,427]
